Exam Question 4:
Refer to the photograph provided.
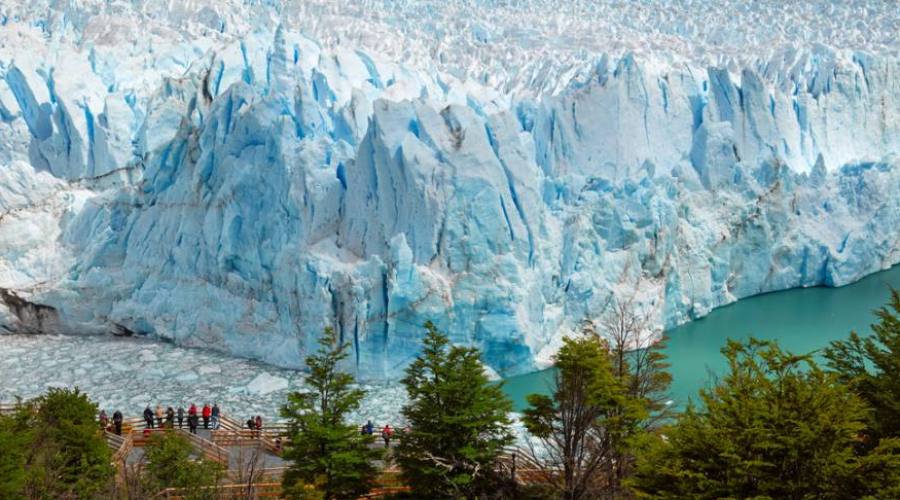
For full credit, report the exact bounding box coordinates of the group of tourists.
[98,404,275,440]
[361,420,395,448]
[245,415,265,438]
[140,403,221,434]
[98,409,125,435]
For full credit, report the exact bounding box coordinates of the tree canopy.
[0,387,114,499]
[281,327,381,499]
[396,321,515,499]
[142,430,224,499]
[630,338,900,499]
[825,288,900,445]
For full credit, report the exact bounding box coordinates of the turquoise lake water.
[502,264,900,411]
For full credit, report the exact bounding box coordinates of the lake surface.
[502,264,900,411]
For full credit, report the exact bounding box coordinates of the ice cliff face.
[1,1,898,377]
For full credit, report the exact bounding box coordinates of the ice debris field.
[0,0,899,383]
[0,333,406,423]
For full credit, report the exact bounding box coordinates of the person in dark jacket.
[255,415,263,438]
[188,413,199,434]
[112,410,124,436]
[165,407,175,428]
[177,407,185,428]
[143,406,154,429]
[246,417,255,437]
[211,403,220,430]
[99,410,109,431]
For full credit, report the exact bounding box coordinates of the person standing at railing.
[255,415,263,438]
[188,403,197,421]
[188,412,199,434]
[381,424,394,448]
[155,404,164,428]
[177,406,185,428]
[246,417,255,437]
[211,403,220,430]
[99,410,109,431]
[113,410,123,436]
[202,403,212,429]
[165,406,175,428]
[143,405,154,429]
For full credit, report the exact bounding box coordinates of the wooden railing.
[216,415,245,432]
[106,431,134,465]
[178,428,230,465]
[219,415,288,436]
[154,470,412,499]
[211,429,284,456]
[153,482,282,499]
[359,469,411,498]
[105,431,125,449]
[132,428,230,466]
[0,403,17,415]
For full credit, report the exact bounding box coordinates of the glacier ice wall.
[1,3,899,378]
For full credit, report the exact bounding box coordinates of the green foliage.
[630,338,900,499]
[523,335,641,499]
[3,387,115,499]
[396,321,515,499]
[142,430,224,498]
[825,289,900,445]
[281,327,381,500]
[0,402,29,498]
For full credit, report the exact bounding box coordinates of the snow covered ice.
[0,0,899,382]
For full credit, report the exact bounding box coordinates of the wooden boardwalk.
[4,403,550,498]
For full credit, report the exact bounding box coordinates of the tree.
[396,321,515,499]
[522,335,635,500]
[825,289,900,445]
[19,387,114,499]
[597,299,672,425]
[0,403,29,498]
[594,299,672,488]
[630,338,900,499]
[142,430,224,499]
[281,327,381,500]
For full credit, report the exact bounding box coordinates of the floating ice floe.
[245,373,290,396]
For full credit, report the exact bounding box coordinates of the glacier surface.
[0,1,898,378]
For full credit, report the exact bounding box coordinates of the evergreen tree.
[630,338,900,499]
[523,335,637,500]
[396,321,515,499]
[142,430,224,499]
[0,403,29,498]
[281,327,381,500]
[20,387,114,498]
[825,289,900,445]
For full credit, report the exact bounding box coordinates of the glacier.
[0,1,898,378]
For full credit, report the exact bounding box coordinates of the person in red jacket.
[381,424,394,448]
[202,403,212,429]
[188,403,198,417]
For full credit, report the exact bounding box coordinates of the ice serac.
[1,3,899,379]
